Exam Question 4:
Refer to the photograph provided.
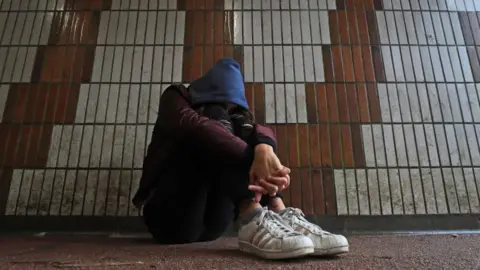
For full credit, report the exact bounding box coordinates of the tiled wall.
[0,0,480,226]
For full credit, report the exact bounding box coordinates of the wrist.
[254,143,273,154]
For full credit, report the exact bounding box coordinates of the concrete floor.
[0,234,479,269]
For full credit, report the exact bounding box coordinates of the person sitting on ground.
[132,58,349,260]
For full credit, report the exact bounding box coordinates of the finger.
[283,174,291,189]
[258,179,278,196]
[265,176,288,187]
[248,185,267,193]
[254,192,262,202]
[272,167,290,177]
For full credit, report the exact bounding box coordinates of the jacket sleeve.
[158,85,253,165]
[254,124,278,152]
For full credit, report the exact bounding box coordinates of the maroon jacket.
[132,84,277,208]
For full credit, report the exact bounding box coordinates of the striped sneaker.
[238,208,314,260]
[279,208,349,256]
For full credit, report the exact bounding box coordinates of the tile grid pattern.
[0,0,480,225]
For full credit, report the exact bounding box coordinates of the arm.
[254,124,277,153]
[159,85,252,164]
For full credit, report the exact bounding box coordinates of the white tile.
[232,11,330,45]
[71,170,88,216]
[399,169,415,214]
[334,170,347,215]
[410,169,426,214]
[378,169,393,215]
[465,168,480,213]
[49,170,66,216]
[0,46,36,82]
[1,0,63,10]
[406,83,423,122]
[367,169,381,215]
[60,170,76,216]
[83,170,98,215]
[345,170,359,215]
[38,170,55,216]
[424,124,440,166]
[4,170,22,215]
[382,124,397,166]
[361,125,376,167]
[440,12,456,45]
[404,124,419,166]
[355,170,370,215]
[92,46,183,83]
[0,84,8,122]
[458,46,474,82]
[420,168,437,214]
[393,124,408,167]
[442,168,460,213]
[0,12,53,45]
[452,168,470,213]
[445,124,461,165]
[372,124,387,167]
[264,84,307,124]
[465,124,480,166]
[427,84,442,122]
[396,83,413,121]
[388,169,404,215]
[94,170,108,216]
[414,124,429,166]
[431,168,448,214]
[244,46,323,82]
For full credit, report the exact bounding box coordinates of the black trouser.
[143,157,281,245]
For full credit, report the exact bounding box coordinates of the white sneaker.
[238,208,314,260]
[279,208,349,256]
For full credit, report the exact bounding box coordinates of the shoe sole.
[238,241,314,260]
[311,245,349,256]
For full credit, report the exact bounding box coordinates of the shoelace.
[257,209,300,238]
[283,208,330,235]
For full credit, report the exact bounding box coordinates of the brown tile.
[316,84,329,122]
[362,46,376,82]
[331,46,359,82]
[337,12,350,44]
[3,84,80,124]
[253,83,265,125]
[467,46,480,82]
[329,12,341,45]
[0,168,13,215]
[289,168,302,209]
[459,12,476,45]
[336,0,346,10]
[179,0,217,10]
[309,125,322,167]
[286,124,299,168]
[347,11,360,44]
[322,46,335,82]
[319,124,332,166]
[311,169,325,215]
[35,46,96,83]
[322,168,337,215]
[346,84,360,123]
[63,0,112,10]
[298,124,309,167]
[48,11,101,45]
[183,46,236,82]
[245,83,254,109]
[335,84,349,122]
[366,11,379,44]
[325,84,339,122]
[341,125,354,167]
[301,169,314,215]
[371,46,386,82]
[352,46,366,81]
[0,124,53,168]
[356,10,371,43]
[330,125,342,166]
[351,124,366,167]
[367,84,382,122]
[305,83,318,124]
[373,0,383,10]
[274,124,288,166]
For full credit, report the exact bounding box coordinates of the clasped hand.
[248,144,290,202]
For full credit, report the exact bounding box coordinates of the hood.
[189,58,249,109]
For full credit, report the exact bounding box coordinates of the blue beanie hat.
[189,58,249,109]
